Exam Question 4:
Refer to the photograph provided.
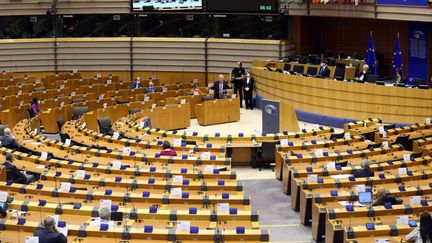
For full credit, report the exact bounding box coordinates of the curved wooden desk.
[195,98,240,126]
[252,67,432,124]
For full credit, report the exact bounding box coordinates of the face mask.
[247,74,251,78]
[320,63,325,67]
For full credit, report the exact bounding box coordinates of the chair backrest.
[383,124,396,131]
[283,63,291,71]
[73,107,89,119]
[33,87,46,92]
[28,108,35,118]
[366,74,379,83]
[57,119,65,131]
[129,109,141,115]
[307,66,318,76]
[260,141,279,162]
[329,132,344,140]
[395,135,410,150]
[293,65,304,74]
[202,96,214,102]
[116,100,129,105]
[334,64,346,80]
[97,117,112,134]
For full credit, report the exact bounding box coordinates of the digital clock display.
[206,0,278,13]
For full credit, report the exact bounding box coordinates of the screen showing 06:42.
[206,0,278,13]
[132,0,203,11]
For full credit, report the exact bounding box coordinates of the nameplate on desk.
[122,147,131,154]
[180,99,186,105]
[344,133,350,140]
[172,175,183,184]
[382,141,389,149]
[280,139,288,146]
[217,203,229,213]
[307,174,318,183]
[34,128,38,135]
[144,96,150,101]
[113,132,120,139]
[41,152,48,160]
[100,199,112,208]
[176,221,191,231]
[426,118,431,125]
[170,187,182,197]
[60,182,71,192]
[65,139,72,147]
[204,165,214,173]
[354,184,365,194]
[173,138,182,147]
[398,167,407,175]
[378,126,385,134]
[315,149,323,157]
[71,92,76,97]
[76,170,85,179]
[111,161,121,169]
[103,103,107,109]
[396,215,409,225]
[326,162,335,170]
[151,104,157,109]
[201,152,211,159]
[374,239,389,243]
[410,196,421,205]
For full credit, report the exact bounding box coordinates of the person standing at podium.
[231,61,245,107]
[212,74,231,99]
[243,71,254,110]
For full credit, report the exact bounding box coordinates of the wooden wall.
[0,37,293,84]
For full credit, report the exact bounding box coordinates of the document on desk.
[338,201,365,207]
[330,174,351,179]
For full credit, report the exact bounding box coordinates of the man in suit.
[129,77,143,89]
[34,216,67,243]
[0,128,19,150]
[353,160,374,178]
[231,61,245,107]
[243,71,254,110]
[145,81,157,94]
[3,154,34,184]
[212,74,231,99]
[356,64,372,81]
[317,60,330,78]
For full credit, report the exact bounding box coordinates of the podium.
[262,99,299,133]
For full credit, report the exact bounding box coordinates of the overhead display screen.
[132,0,203,11]
[206,0,278,13]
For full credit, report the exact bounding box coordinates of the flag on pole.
[365,31,377,75]
[392,33,403,76]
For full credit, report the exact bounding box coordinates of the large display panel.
[132,0,203,11]
[206,0,278,13]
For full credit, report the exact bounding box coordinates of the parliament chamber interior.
[0,0,432,243]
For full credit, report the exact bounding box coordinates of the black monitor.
[358,192,372,205]
[414,78,425,87]
[334,63,346,80]
[293,65,304,74]
[326,58,337,67]
[283,63,291,72]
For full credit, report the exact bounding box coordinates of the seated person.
[160,140,177,156]
[405,212,432,243]
[89,207,115,228]
[356,64,372,81]
[211,74,231,99]
[30,98,41,116]
[34,216,67,243]
[0,128,19,150]
[0,203,6,218]
[191,82,205,95]
[317,59,330,78]
[353,160,374,178]
[3,154,35,184]
[145,81,157,94]
[394,68,404,84]
[129,77,143,89]
[372,187,403,206]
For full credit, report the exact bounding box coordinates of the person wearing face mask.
[212,74,231,99]
[317,60,330,78]
[230,61,245,107]
[356,64,372,81]
[129,77,143,89]
[145,81,157,94]
[243,71,254,110]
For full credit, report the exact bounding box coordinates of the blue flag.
[392,34,403,76]
[365,32,377,75]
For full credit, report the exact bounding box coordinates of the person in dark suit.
[129,77,144,89]
[212,74,231,99]
[317,60,330,78]
[0,128,19,150]
[0,203,6,218]
[353,160,374,178]
[145,81,157,94]
[34,216,67,243]
[373,187,403,206]
[356,64,372,81]
[230,61,245,107]
[243,71,254,110]
[3,154,34,184]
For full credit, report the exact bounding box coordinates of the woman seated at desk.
[160,140,177,156]
[405,212,432,243]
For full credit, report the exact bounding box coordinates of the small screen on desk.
[0,202,6,210]
[358,192,372,204]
